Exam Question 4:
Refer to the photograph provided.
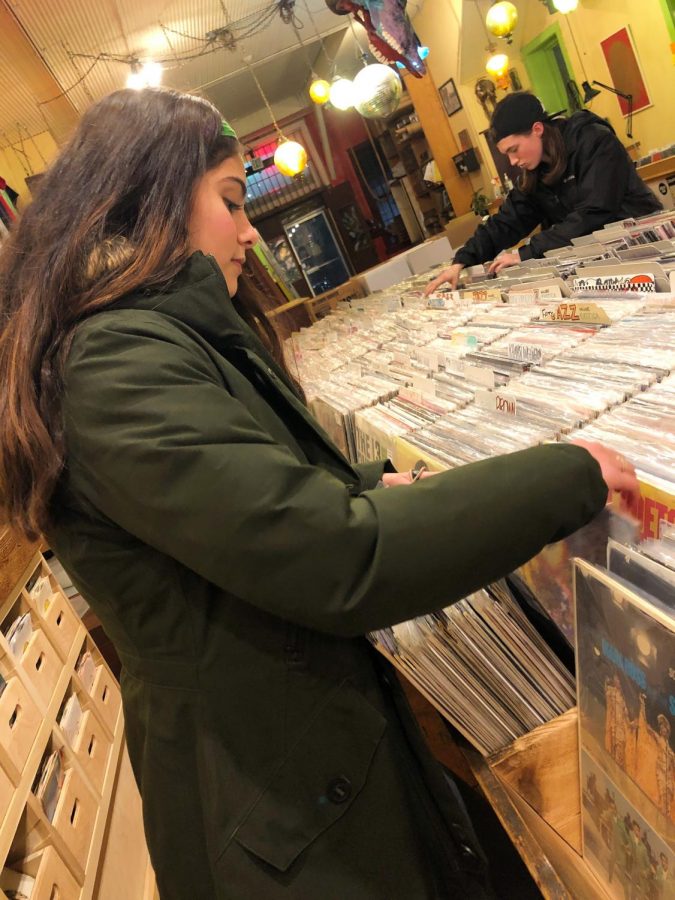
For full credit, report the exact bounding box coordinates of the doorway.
[521,23,580,116]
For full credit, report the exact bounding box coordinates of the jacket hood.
[559,110,616,147]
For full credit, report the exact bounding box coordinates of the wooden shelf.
[0,539,155,898]
[636,156,675,182]
[80,702,124,899]
[384,100,414,125]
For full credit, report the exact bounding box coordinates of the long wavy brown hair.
[0,88,293,540]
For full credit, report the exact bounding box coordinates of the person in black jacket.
[425,92,662,293]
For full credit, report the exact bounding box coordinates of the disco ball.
[353,64,402,119]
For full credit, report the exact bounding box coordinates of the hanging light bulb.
[274,140,308,177]
[352,64,402,118]
[141,61,163,87]
[486,53,510,78]
[126,60,163,90]
[309,78,331,104]
[329,77,355,110]
[552,0,578,11]
[486,2,519,39]
[126,67,144,90]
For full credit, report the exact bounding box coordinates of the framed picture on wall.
[458,128,472,150]
[600,27,651,115]
[509,69,523,92]
[439,78,462,117]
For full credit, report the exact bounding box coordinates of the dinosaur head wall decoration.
[325,0,426,77]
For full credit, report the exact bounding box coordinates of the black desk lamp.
[582,79,633,138]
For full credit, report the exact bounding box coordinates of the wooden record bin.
[394,661,613,900]
[0,527,156,900]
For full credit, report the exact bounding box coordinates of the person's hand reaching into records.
[423,262,465,296]
[571,440,640,519]
[487,251,521,275]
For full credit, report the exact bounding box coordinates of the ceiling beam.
[0,0,80,144]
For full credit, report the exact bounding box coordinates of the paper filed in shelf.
[35,748,64,823]
[6,613,32,659]
[0,867,35,899]
[59,693,83,745]
[76,650,96,693]
[27,575,53,615]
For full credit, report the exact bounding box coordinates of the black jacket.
[454,111,662,265]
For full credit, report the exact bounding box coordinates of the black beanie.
[490,92,550,143]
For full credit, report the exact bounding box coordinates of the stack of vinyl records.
[401,405,555,467]
[568,373,675,490]
[371,580,576,756]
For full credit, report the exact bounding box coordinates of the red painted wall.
[304,105,375,222]
[241,106,376,232]
[240,105,387,264]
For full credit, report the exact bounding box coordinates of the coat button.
[326,776,352,804]
[459,843,476,859]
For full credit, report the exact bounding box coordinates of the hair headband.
[220,120,238,139]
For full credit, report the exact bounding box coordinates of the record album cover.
[575,560,675,868]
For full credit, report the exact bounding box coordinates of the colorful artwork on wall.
[600,27,651,116]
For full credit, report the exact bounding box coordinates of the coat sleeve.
[453,190,541,267]
[524,127,633,259]
[63,318,608,638]
[353,459,394,488]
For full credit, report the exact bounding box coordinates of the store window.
[244,127,324,218]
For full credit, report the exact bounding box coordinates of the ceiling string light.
[485,2,519,43]
[126,59,163,89]
[41,2,291,106]
[242,55,308,177]
[552,0,579,12]
[284,4,332,106]
[301,0,338,75]
[475,0,510,80]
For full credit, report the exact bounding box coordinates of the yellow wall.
[0,130,59,210]
[413,0,675,187]
[518,0,675,155]
[413,0,501,201]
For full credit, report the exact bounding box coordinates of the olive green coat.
[49,253,607,898]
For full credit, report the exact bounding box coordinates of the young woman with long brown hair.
[0,88,638,899]
[425,91,661,293]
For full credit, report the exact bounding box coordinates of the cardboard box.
[353,255,412,294]
[444,212,483,252]
[405,236,454,275]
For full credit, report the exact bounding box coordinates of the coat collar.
[114,251,294,389]
[112,252,360,481]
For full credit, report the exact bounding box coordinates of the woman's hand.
[423,263,465,296]
[487,251,521,275]
[571,439,641,519]
[382,467,436,487]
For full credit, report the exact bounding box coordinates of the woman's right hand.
[423,262,465,296]
[571,439,641,519]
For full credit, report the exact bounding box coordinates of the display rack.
[371,98,446,240]
[396,662,613,899]
[0,527,155,899]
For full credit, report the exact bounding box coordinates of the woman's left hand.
[488,251,521,275]
[382,469,436,487]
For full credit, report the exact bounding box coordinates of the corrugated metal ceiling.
[0,0,349,145]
